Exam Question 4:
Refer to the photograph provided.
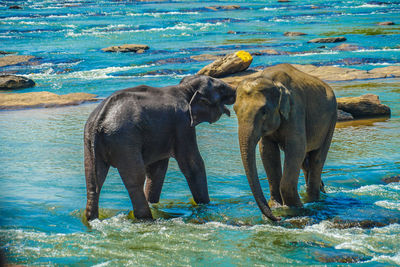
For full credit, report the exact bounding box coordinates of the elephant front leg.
[145,158,169,203]
[280,141,305,207]
[176,150,210,204]
[259,137,283,206]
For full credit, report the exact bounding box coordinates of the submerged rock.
[190,54,222,62]
[308,37,347,43]
[0,75,35,90]
[337,109,354,121]
[0,55,35,67]
[284,31,307,36]
[9,5,22,9]
[382,175,400,184]
[377,21,395,25]
[101,44,149,53]
[197,51,253,78]
[0,92,98,110]
[332,43,363,51]
[337,94,391,119]
[205,5,241,11]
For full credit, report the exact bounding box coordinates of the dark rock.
[0,51,15,55]
[205,5,241,11]
[197,51,253,78]
[314,249,371,263]
[101,44,149,53]
[318,45,328,49]
[337,94,391,119]
[308,37,347,43]
[0,75,35,90]
[227,30,237,34]
[278,0,290,2]
[382,175,400,184]
[0,92,98,110]
[330,218,391,229]
[0,55,35,68]
[284,31,307,36]
[332,44,363,51]
[378,21,395,26]
[337,110,354,121]
[9,5,22,9]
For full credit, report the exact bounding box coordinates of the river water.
[1,0,400,265]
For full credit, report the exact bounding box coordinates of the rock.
[0,92,98,110]
[101,44,149,53]
[332,43,363,51]
[9,5,22,9]
[378,21,395,25]
[197,51,253,78]
[0,51,14,55]
[337,94,391,119]
[205,5,241,11]
[369,66,400,77]
[337,110,354,121]
[278,0,290,2]
[284,32,307,36]
[0,55,35,68]
[0,75,35,90]
[220,70,261,88]
[292,64,385,81]
[308,37,347,43]
[190,54,222,62]
[259,49,281,55]
[382,175,400,184]
[227,30,236,34]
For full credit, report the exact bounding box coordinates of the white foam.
[375,200,400,211]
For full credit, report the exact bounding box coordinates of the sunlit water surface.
[1,0,400,265]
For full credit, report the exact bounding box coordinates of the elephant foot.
[268,198,283,208]
[85,208,98,221]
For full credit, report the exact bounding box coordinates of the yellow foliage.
[235,50,252,63]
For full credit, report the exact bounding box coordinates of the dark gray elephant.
[233,64,337,221]
[84,75,235,221]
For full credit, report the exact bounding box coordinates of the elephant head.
[233,76,291,221]
[180,75,236,127]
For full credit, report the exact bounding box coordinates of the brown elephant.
[233,64,337,221]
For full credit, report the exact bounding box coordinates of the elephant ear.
[189,90,213,127]
[274,82,291,120]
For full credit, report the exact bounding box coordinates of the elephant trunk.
[238,126,279,221]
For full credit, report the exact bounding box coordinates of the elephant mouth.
[222,104,230,117]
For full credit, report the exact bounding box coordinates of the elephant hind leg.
[85,143,110,221]
[116,153,153,220]
[302,154,325,194]
[145,159,169,203]
[306,124,335,202]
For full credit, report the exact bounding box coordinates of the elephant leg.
[145,158,169,203]
[116,153,152,220]
[302,154,310,185]
[280,141,306,207]
[85,143,110,221]
[306,125,335,202]
[259,137,283,205]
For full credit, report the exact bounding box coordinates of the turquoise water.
[1,0,400,265]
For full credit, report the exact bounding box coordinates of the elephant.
[233,64,337,221]
[84,75,235,221]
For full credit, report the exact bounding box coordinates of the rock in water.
[101,44,149,53]
[205,5,241,11]
[0,92,98,110]
[337,94,391,119]
[382,175,400,184]
[308,37,347,43]
[0,75,35,90]
[332,44,363,51]
[197,50,253,78]
[337,109,354,121]
[378,21,395,25]
[0,55,35,67]
[284,32,307,36]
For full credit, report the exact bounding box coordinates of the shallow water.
[1,0,400,266]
